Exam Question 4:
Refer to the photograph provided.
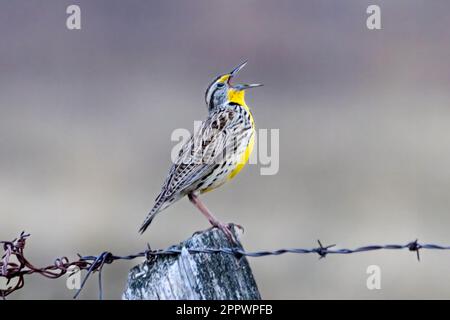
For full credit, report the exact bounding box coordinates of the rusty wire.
[1,231,450,299]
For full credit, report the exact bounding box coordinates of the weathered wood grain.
[123,227,261,300]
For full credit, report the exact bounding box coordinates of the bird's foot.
[192,222,243,246]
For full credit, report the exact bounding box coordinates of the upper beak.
[229,60,248,78]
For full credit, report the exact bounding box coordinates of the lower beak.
[233,83,263,91]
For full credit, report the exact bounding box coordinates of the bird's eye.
[216,83,225,88]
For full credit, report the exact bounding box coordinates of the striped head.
[204,61,262,112]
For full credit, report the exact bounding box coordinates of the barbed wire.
[2,230,450,299]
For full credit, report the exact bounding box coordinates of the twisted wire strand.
[1,232,449,299]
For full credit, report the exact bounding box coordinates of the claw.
[218,223,234,241]
[192,223,242,246]
[215,222,242,246]
[229,223,244,234]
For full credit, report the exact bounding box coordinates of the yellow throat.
[228,88,249,111]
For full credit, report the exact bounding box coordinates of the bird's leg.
[188,193,241,244]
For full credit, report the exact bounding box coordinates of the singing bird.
[139,61,262,241]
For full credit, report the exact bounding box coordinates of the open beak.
[228,61,263,90]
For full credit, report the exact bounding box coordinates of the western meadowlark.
[139,61,262,242]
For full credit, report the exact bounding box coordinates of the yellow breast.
[227,129,254,180]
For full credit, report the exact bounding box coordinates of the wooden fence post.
[123,227,261,300]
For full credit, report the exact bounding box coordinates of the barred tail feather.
[138,212,156,234]
[139,194,177,234]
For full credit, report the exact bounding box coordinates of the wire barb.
[314,240,336,259]
[407,239,421,261]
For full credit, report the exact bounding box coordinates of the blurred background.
[1,0,450,299]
